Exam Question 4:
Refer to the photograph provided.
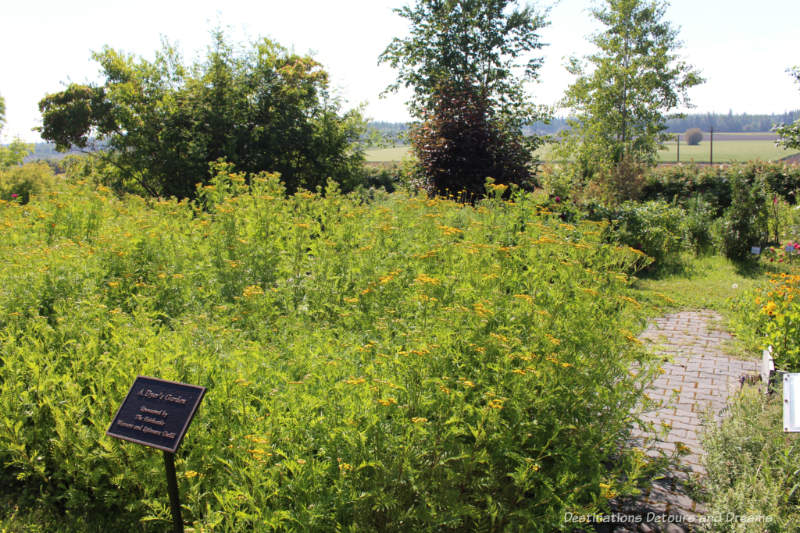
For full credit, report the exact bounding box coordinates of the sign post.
[164,451,183,533]
[107,376,206,533]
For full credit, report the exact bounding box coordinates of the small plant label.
[751,246,761,255]
[107,376,206,453]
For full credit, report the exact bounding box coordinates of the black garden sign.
[107,376,206,533]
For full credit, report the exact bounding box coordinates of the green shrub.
[39,33,367,199]
[757,162,800,205]
[537,164,577,201]
[0,162,57,203]
[701,387,799,532]
[602,200,686,268]
[641,164,732,216]
[683,197,715,255]
[720,168,769,260]
[685,127,702,146]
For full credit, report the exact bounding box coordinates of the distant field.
[365,132,800,164]
[364,146,413,163]
[658,133,798,163]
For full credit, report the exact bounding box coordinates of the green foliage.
[537,165,577,201]
[731,266,800,370]
[641,162,800,215]
[720,168,770,260]
[685,127,702,146]
[0,176,658,531]
[683,196,715,255]
[0,162,57,204]
[410,83,534,197]
[599,200,685,268]
[380,0,548,196]
[756,160,800,205]
[379,0,547,117]
[701,387,800,531]
[0,138,34,171]
[558,0,703,199]
[0,92,34,170]
[38,31,366,198]
[775,66,800,150]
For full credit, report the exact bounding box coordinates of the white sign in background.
[784,374,800,432]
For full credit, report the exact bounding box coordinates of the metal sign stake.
[164,451,183,533]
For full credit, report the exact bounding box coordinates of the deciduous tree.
[775,66,800,150]
[558,0,703,203]
[38,32,366,198]
[380,0,549,196]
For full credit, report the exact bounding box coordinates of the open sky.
[2,0,799,142]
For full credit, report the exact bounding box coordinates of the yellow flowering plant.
[0,167,659,531]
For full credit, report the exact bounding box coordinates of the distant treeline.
[16,110,800,158]
[662,111,800,133]
[368,111,800,140]
[23,143,83,160]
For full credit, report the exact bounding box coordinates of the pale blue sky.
[2,0,799,142]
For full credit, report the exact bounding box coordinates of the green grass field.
[365,146,413,163]
[365,135,800,164]
[657,138,799,163]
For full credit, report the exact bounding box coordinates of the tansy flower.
[414,274,440,285]
[243,285,264,298]
[377,398,397,406]
[488,399,504,410]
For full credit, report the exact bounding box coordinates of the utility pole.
[710,126,714,165]
[676,133,680,163]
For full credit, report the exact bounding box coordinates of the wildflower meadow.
[0,168,659,531]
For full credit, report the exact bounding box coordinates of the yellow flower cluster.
[379,271,399,284]
[438,225,463,236]
[761,300,777,315]
[415,273,440,285]
[376,397,397,406]
[242,285,264,298]
[473,301,492,317]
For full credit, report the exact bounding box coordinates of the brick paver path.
[608,310,760,533]
[635,310,759,475]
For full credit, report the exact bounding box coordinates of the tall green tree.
[558,0,703,202]
[775,66,800,150]
[379,0,549,197]
[38,32,366,198]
